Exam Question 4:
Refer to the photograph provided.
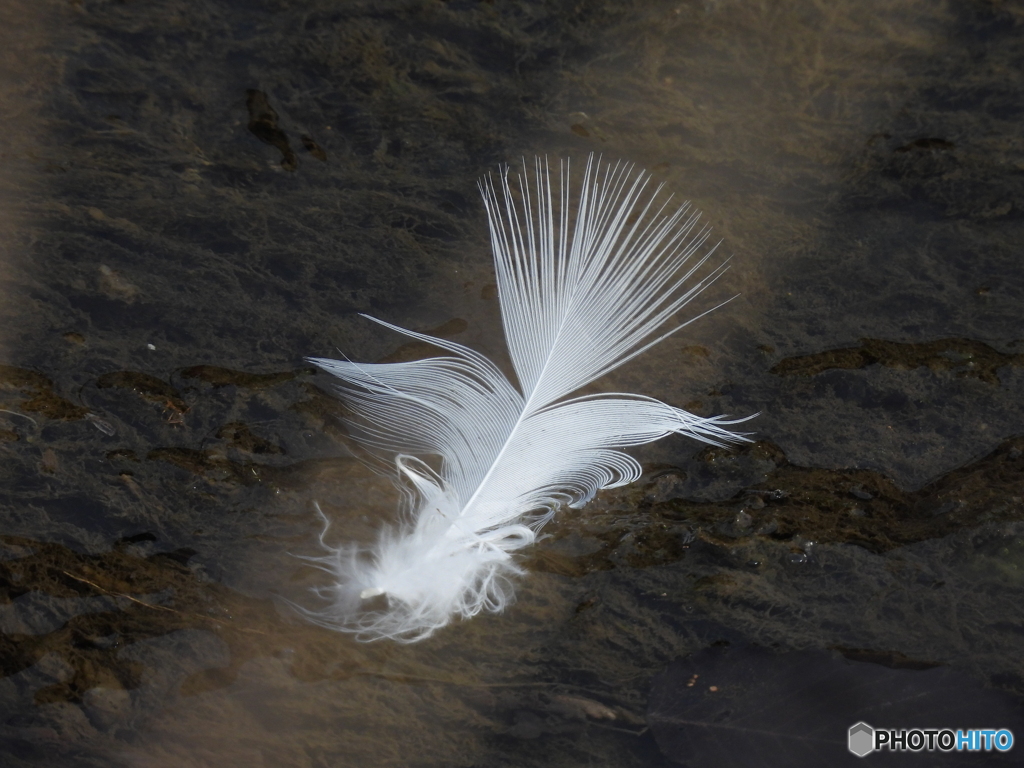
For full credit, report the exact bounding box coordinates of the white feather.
[299,155,750,642]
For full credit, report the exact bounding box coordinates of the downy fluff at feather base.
[299,155,750,642]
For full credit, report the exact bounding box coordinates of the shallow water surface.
[1,1,1024,766]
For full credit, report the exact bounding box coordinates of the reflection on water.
[1,0,1024,765]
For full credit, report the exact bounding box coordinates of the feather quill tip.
[290,501,528,643]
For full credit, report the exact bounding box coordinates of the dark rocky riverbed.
[1,1,1023,765]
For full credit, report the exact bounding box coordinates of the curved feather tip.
[299,154,752,642]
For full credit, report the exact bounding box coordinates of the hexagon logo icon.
[848,722,875,757]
